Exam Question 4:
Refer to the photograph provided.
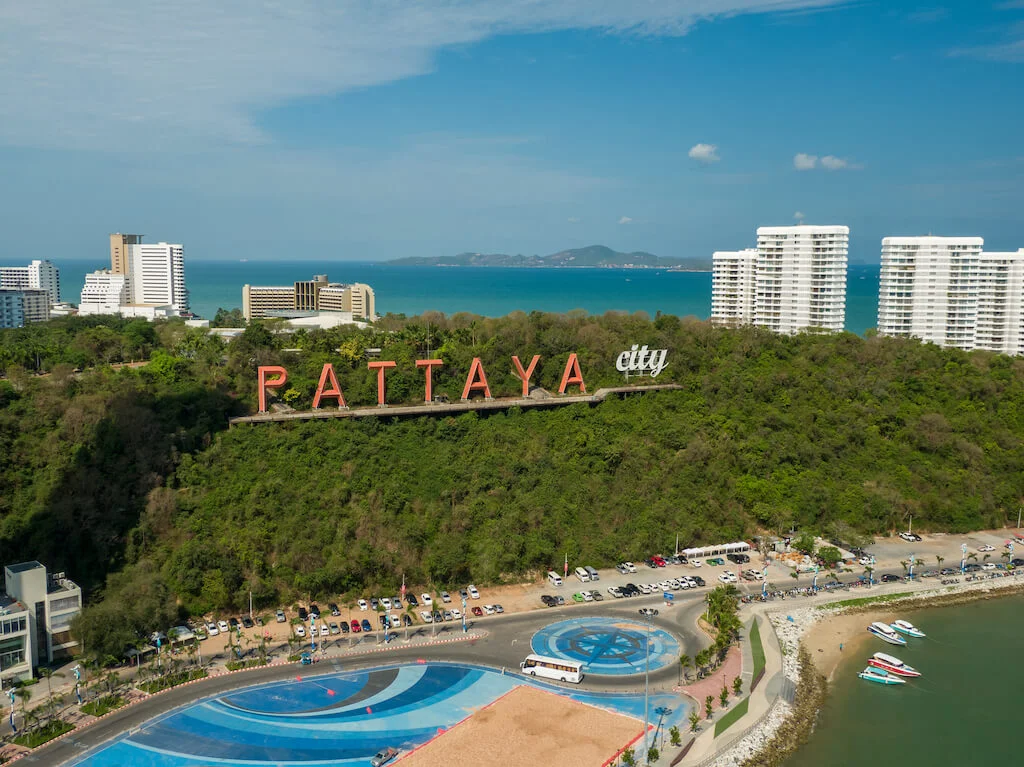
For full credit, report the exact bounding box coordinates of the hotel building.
[77,235,190,319]
[0,289,51,328]
[243,276,376,321]
[1,562,82,684]
[711,225,849,333]
[878,236,1024,355]
[0,260,61,304]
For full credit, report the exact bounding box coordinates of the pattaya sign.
[616,344,669,378]
[257,353,586,413]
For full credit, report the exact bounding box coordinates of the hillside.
[4,313,1024,657]
[388,244,710,269]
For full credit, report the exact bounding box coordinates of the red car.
[652,555,667,567]
[471,606,483,617]
[351,619,361,633]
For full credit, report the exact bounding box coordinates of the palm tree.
[864,565,874,585]
[14,686,32,732]
[936,555,944,569]
[900,560,909,576]
[983,553,992,564]
[37,668,63,723]
[967,552,978,563]
[679,653,692,682]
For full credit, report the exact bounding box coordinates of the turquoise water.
[52,260,882,334]
[786,594,1024,766]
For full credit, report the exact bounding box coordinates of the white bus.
[520,654,584,683]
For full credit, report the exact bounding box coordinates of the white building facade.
[711,249,758,325]
[879,237,1024,355]
[79,270,129,315]
[127,242,189,313]
[754,226,849,334]
[0,260,60,304]
[2,561,81,676]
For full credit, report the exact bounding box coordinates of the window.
[49,596,79,613]
[0,616,26,635]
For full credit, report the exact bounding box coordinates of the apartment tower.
[110,233,144,276]
[710,249,758,326]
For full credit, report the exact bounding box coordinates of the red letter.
[461,357,492,400]
[367,360,397,406]
[511,355,541,397]
[558,353,586,394]
[416,359,443,403]
[312,363,346,409]
[257,365,288,413]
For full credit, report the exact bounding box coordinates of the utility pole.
[638,608,658,764]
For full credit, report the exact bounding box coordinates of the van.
[574,566,591,583]
[547,571,563,587]
[585,566,600,581]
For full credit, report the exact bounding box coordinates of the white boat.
[890,620,926,638]
[867,621,907,646]
[858,666,906,685]
[868,652,921,677]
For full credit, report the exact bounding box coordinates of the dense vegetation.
[3,311,1024,659]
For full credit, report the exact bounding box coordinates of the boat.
[858,667,906,685]
[868,652,921,677]
[890,619,926,638]
[867,621,907,645]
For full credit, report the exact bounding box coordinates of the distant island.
[387,244,711,270]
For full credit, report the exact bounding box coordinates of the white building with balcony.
[752,225,849,334]
[3,561,82,673]
[710,249,758,326]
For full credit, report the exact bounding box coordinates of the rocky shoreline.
[695,573,1024,767]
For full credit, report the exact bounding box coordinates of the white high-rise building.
[879,237,1024,355]
[754,225,849,333]
[711,249,758,326]
[877,237,985,350]
[78,270,129,315]
[127,242,189,313]
[0,260,60,304]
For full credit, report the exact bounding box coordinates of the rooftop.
[0,593,27,613]
[5,561,44,574]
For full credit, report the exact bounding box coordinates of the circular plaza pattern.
[530,617,681,676]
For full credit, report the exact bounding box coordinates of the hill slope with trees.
[3,312,1024,657]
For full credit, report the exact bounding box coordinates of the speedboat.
[890,620,926,638]
[868,652,921,677]
[858,667,906,685]
[868,621,907,646]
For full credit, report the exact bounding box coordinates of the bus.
[519,654,584,683]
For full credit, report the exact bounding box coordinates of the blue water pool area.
[531,617,681,676]
[72,662,688,766]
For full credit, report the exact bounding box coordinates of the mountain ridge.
[388,244,710,270]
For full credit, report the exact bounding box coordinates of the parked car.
[616,563,630,574]
[471,606,483,617]
[206,621,219,636]
[571,592,584,603]
[228,617,239,629]
[369,598,379,610]
[351,619,361,633]
[339,620,350,634]
[218,619,230,633]
[297,607,308,621]
[329,602,341,616]
[440,591,452,603]
[623,562,637,573]
[483,604,497,614]
[361,619,373,632]
[589,590,603,602]
[329,622,340,635]
[982,562,997,570]
[541,595,557,606]
[693,576,706,587]
[295,625,306,638]
[450,608,462,619]
[401,614,413,627]
[405,594,419,607]
[459,589,469,600]
[432,610,443,623]
[899,531,921,542]
[607,586,622,599]
[420,610,434,622]
[727,554,750,564]
[494,604,505,612]
[979,544,996,552]
[309,604,321,619]
[468,585,480,599]
[370,747,399,767]
[241,616,254,628]
[275,610,286,623]
[644,558,659,569]
[357,599,368,611]
[421,593,433,606]
[442,611,453,622]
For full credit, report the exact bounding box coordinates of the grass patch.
[80,695,125,717]
[714,696,750,737]
[749,618,766,680]
[226,658,268,672]
[138,668,207,694]
[818,592,913,610]
[13,719,74,748]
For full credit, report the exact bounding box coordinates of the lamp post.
[961,543,967,575]
[462,594,468,634]
[908,553,915,581]
[638,608,658,764]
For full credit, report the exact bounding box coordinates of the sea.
[52,260,883,335]
[786,593,1023,765]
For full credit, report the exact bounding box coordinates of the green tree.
[705,695,714,720]
[792,532,817,555]
[733,675,743,695]
[621,747,636,766]
[720,685,730,707]
[669,725,681,747]
[678,653,691,682]
[817,545,842,568]
[688,711,700,733]
[647,746,659,764]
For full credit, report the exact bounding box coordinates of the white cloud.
[688,143,721,163]
[794,153,818,171]
[618,216,633,225]
[793,211,806,221]
[0,1,847,150]
[820,155,848,170]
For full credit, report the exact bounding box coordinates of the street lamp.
[638,607,658,764]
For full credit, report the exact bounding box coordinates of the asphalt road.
[31,596,709,767]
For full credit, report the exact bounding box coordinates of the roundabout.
[530,616,681,676]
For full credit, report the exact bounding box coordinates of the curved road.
[30,594,710,766]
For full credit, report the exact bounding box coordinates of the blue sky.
[0,0,1021,263]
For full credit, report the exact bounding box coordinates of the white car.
[380,598,392,610]
[638,584,652,594]
[419,593,432,606]
[420,611,433,623]
[484,604,497,613]
[718,571,738,584]
[217,620,230,633]
[450,608,462,619]
[321,624,330,636]
[581,592,593,602]
[206,621,219,636]
[623,562,637,573]
[358,599,368,611]
[690,559,703,567]
[440,591,452,603]
[608,586,623,598]
[746,570,764,581]
[684,577,697,587]
[858,556,872,566]
[295,625,306,637]
[468,585,480,599]
[979,544,995,552]
[981,562,997,570]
